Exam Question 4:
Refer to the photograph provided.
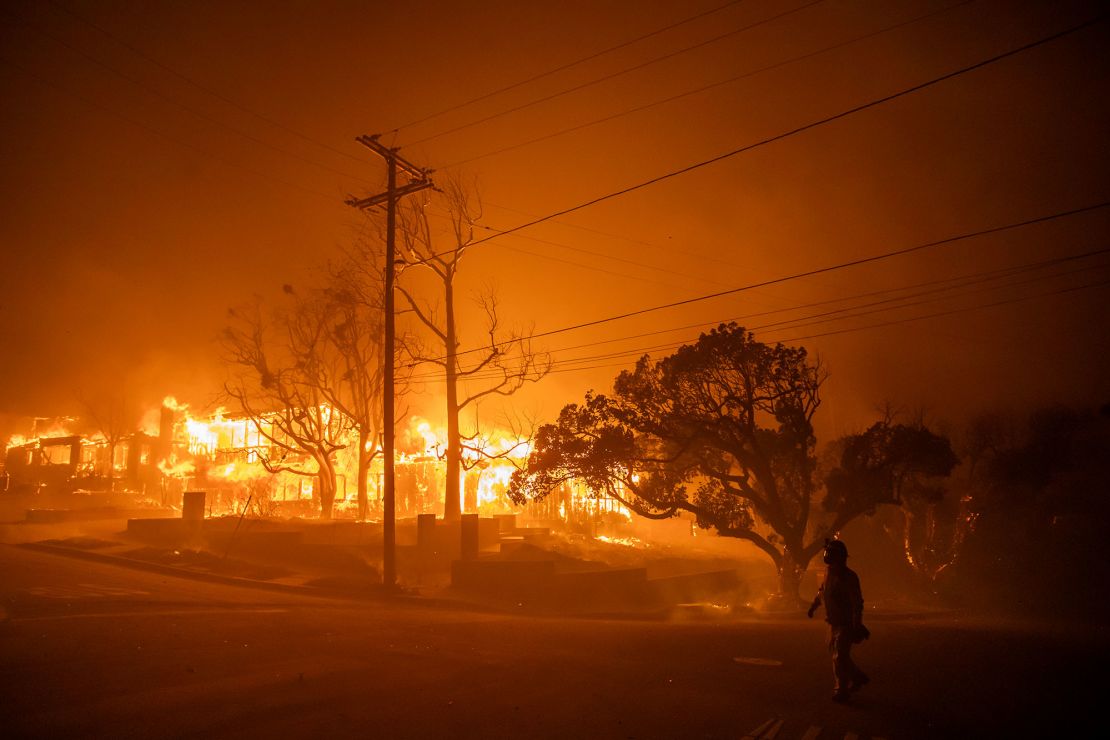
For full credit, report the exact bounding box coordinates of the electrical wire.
[776,277,1110,344]
[502,247,1110,361]
[387,0,750,133]
[404,247,1110,381]
[418,200,1110,367]
[402,1,825,147]
[443,0,975,168]
[455,16,1105,254]
[387,14,1107,281]
[412,275,1110,384]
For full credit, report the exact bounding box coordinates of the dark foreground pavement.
[0,543,1104,739]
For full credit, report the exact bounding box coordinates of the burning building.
[1,397,632,527]
[3,416,162,497]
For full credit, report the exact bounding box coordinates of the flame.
[596,535,643,547]
[4,396,631,523]
[416,419,444,458]
[162,396,185,411]
[215,460,267,482]
[30,418,78,440]
[476,463,514,508]
[181,408,257,458]
[158,457,196,477]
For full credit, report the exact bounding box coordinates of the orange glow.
[3,397,644,527]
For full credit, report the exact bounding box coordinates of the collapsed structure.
[1,397,630,527]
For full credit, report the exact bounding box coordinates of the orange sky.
[0,0,1107,441]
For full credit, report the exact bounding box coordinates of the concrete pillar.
[417,513,436,551]
[460,513,479,561]
[182,490,206,522]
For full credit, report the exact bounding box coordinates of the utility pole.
[346,134,433,590]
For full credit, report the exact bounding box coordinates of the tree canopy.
[824,418,959,579]
[510,323,833,597]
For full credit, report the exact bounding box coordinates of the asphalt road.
[0,544,1103,739]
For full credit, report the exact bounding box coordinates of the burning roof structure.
[1,397,630,526]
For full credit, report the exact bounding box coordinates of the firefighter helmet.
[823,538,848,564]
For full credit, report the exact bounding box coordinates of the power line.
[412,269,1110,383]
[777,277,1110,344]
[754,262,1106,334]
[471,223,737,289]
[443,0,975,168]
[510,247,1110,361]
[482,199,747,271]
[483,264,1110,376]
[388,0,749,134]
[479,236,691,290]
[449,15,1104,256]
[416,5,1103,346]
[418,206,716,290]
[530,276,1109,378]
[430,201,1109,363]
[476,199,842,305]
[402,0,825,147]
[433,0,978,303]
[405,247,1110,381]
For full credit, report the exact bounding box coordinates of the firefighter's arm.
[806,586,823,618]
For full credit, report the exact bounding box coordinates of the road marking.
[742,723,884,740]
[743,717,783,739]
[733,656,784,667]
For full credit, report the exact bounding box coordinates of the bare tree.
[395,178,549,519]
[223,299,353,520]
[77,388,132,491]
[315,240,390,520]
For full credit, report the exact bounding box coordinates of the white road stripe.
[743,718,785,739]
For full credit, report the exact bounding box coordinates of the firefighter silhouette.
[808,538,870,702]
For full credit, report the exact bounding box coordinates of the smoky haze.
[0,0,1106,440]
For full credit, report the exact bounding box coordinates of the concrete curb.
[15,543,685,620]
[16,541,541,616]
[15,542,469,610]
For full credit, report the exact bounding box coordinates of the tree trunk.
[777,546,807,604]
[902,507,921,574]
[317,459,337,520]
[106,442,116,492]
[357,428,370,521]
